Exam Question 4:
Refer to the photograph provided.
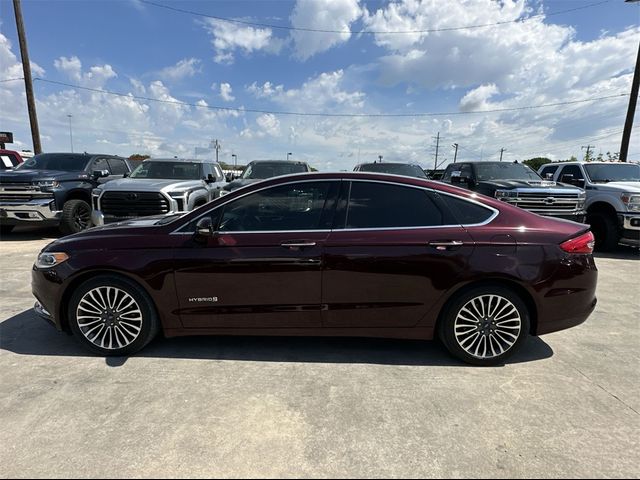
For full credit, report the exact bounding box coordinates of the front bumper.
[0,198,61,225]
[619,213,640,247]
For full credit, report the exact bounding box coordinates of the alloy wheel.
[76,286,143,350]
[453,294,522,359]
[73,203,91,231]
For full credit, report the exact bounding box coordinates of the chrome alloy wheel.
[76,286,143,350]
[453,294,522,359]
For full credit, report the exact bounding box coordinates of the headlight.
[169,191,188,198]
[34,180,59,191]
[91,188,102,197]
[35,252,69,269]
[621,193,640,212]
[495,190,517,200]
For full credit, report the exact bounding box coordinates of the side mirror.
[195,217,214,237]
[123,172,130,178]
[544,173,554,180]
[92,169,110,180]
[451,175,470,184]
[225,173,233,182]
[206,173,215,183]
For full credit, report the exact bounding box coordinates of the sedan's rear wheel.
[68,275,159,356]
[439,286,530,366]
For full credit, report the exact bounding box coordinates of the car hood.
[0,169,85,183]
[478,179,581,192]
[591,181,640,193]
[97,178,202,192]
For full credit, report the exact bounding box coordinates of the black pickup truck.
[440,161,586,222]
[0,152,133,235]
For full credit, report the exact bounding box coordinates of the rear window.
[440,194,495,225]
[16,153,90,171]
[356,163,427,178]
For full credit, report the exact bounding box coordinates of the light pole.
[378,155,383,163]
[287,152,292,161]
[231,154,237,169]
[67,114,74,152]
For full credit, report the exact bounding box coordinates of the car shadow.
[594,244,639,260]
[0,225,61,241]
[1,309,554,368]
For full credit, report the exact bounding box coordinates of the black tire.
[60,199,92,235]
[68,274,159,356]
[588,212,619,252]
[438,285,530,366]
[0,225,14,236]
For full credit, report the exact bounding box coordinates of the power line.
[0,77,25,83]
[139,0,609,35]
[32,78,629,119]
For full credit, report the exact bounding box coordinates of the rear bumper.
[0,198,61,225]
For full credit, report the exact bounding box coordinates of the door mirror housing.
[206,173,215,183]
[195,217,215,238]
[92,169,110,180]
[123,171,130,178]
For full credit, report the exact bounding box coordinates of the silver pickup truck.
[91,158,227,225]
[539,161,640,250]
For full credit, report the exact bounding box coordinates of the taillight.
[560,231,595,254]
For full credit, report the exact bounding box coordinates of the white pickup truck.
[539,161,640,250]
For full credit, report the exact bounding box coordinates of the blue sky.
[1,0,639,170]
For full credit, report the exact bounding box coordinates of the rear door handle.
[428,240,464,251]
[281,241,317,249]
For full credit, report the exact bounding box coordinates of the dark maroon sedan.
[31,172,597,365]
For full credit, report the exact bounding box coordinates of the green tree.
[523,157,552,171]
[129,154,150,162]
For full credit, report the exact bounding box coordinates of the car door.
[322,180,474,328]
[173,180,339,329]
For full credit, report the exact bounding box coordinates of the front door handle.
[428,240,464,251]
[281,241,317,249]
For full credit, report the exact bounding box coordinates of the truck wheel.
[60,199,92,235]
[0,225,14,236]
[588,212,619,252]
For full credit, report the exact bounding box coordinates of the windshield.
[16,153,89,171]
[584,163,640,183]
[130,161,203,180]
[241,162,308,179]
[474,163,541,181]
[357,163,427,178]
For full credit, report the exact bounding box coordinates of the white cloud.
[54,55,116,88]
[290,0,362,60]
[459,84,500,112]
[256,113,281,136]
[158,58,201,81]
[202,18,283,64]
[219,82,235,102]
[247,70,365,111]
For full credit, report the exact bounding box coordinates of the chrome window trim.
[170,177,499,234]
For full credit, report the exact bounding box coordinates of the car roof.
[247,160,309,164]
[142,158,217,163]
[356,162,422,166]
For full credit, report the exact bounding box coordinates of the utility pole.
[13,0,41,154]
[499,147,506,162]
[67,114,73,152]
[212,139,221,163]
[582,145,595,161]
[433,132,440,170]
[620,39,639,162]
[452,143,458,163]
[378,155,383,163]
[232,153,237,169]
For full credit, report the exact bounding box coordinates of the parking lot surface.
[1,226,639,478]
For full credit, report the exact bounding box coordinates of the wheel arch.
[59,268,159,332]
[64,189,92,204]
[434,278,539,336]
[587,201,617,217]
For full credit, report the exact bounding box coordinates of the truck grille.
[100,191,170,218]
[0,184,52,202]
[505,192,583,214]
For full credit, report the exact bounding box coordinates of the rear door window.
[342,181,443,229]
[439,194,495,225]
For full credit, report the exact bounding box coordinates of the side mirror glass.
[195,217,214,237]
[92,169,110,179]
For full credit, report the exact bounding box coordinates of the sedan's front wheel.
[68,275,159,356]
[439,286,530,366]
